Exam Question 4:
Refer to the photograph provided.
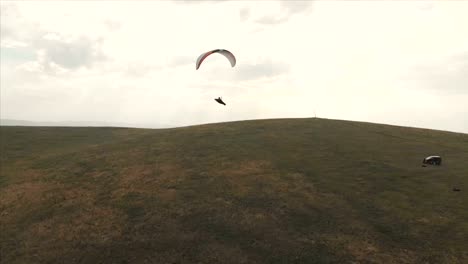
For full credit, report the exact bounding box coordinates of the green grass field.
[1,118,467,263]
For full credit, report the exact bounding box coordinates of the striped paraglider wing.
[196,49,236,70]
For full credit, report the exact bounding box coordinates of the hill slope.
[1,118,467,263]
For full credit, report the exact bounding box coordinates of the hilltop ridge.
[1,118,467,263]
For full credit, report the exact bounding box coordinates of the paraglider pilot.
[215,97,226,105]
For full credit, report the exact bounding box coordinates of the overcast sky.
[1,0,467,133]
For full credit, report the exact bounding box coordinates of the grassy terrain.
[1,118,467,263]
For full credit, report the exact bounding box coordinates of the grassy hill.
[1,118,467,264]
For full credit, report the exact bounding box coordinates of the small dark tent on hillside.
[422,155,442,166]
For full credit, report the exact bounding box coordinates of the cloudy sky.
[1,1,467,133]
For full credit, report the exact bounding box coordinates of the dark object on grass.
[422,156,442,166]
[452,188,461,192]
[215,97,226,106]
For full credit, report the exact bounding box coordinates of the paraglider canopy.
[422,156,442,165]
[196,49,236,70]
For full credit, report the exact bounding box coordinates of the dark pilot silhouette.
[215,97,226,106]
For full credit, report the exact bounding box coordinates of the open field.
[1,118,467,263]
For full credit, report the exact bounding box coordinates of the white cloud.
[280,1,314,15]
[255,1,313,25]
[404,52,468,95]
[239,7,250,22]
